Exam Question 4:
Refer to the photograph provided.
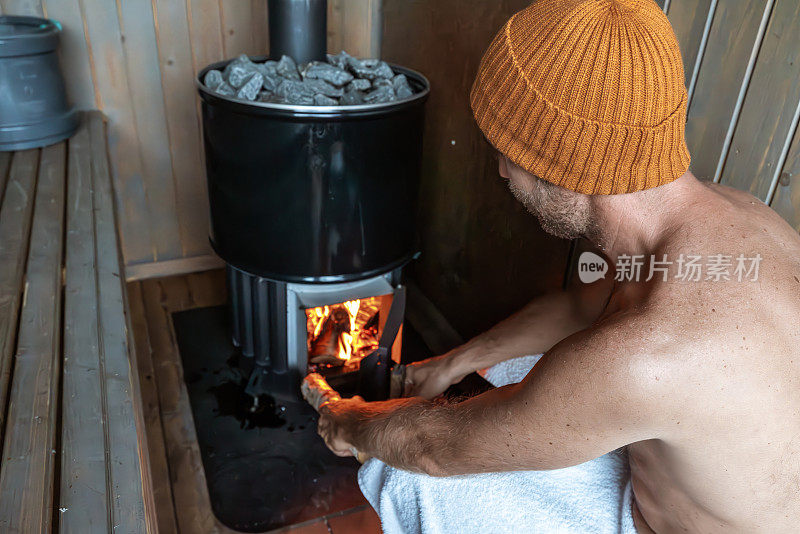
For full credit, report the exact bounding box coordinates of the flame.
[306,296,382,366]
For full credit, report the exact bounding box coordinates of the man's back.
[610,181,800,532]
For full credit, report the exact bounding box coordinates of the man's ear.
[497,153,510,179]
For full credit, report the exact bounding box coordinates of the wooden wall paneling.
[80,0,156,264]
[43,0,98,110]
[152,0,213,259]
[186,0,226,279]
[719,0,800,200]
[0,0,41,15]
[382,0,568,338]
[769,121,800,231]
[667,0,714,90]
[117,0,185,261]
[187,0,225,70]
[0,144,63,533]
[219,0,268,57]
[89,112,154,531]
[252,0,269,55]
[0,149,38,437]
[684,0,773,182]
[187,0,225,158]
[60,116,109,532]
[328,0,382,58]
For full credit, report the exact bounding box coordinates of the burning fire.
[306,297,382,367]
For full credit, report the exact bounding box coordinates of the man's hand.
[404,354,467,399]
[317,396,365,457]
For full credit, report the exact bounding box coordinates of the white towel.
[358,354,636,534]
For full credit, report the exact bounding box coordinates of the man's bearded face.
[499,155,593,240]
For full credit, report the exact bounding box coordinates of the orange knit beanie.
[470,0,690,195]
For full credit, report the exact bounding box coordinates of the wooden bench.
[0,111,156,532]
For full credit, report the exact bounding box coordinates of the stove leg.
[238,269,254,358]
[226,265,241,347]
[269,280,288,374]
[252,276,271,368]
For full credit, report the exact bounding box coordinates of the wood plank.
[80,0,156,264]
[185,268,227,309]
[141,278,219,534]
[219,0,265,57]
[42,0,98,109]
[77,4,154,258]
[327,0,382,58]
[0,148,39,439]
[124,254,225,282]
[0,0,42,16]
[186,0,226,244]
[188,0,225,71]
[60,116,109,532]
[127,282,179,534]
[152,0,212,258]
[0,152,11,206]
[667,0,714,89]
[719,0,800,200]
[251,0,269,55]
[117,0,185,261]
[0,143,64,533]
[770,121,800,231]
[88,112,153,532]
[684,0,772,182]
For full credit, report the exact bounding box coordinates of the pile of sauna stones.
[202,50,415,106]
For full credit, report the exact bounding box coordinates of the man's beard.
[507,177,593,240]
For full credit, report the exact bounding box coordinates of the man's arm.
[320,312,662,475]
[405,274,614,398]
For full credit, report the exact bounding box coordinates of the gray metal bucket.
[0,15,78,151]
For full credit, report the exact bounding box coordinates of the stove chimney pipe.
[268,0,328,65]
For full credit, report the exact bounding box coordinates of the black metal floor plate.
[172,305,366,532]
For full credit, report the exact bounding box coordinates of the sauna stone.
[392,74,414,99]
[276,54,301,81]
[327,51,351,69]
[261,73,280,93]
[364,85,396,104]
[314,94,338,106]
[341,86,365,105]
[302,61,354,87]
[204,50,418,105]
[305,78,344,98]
[346,56,394,81]
[348,78,371,91]
[204,69,224,89]
[275,79,315,105]
[236,73,263,101]
[216,82,235,96]
[259,60,279,78]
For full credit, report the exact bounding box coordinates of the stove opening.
[306,296,383,373]
[304,291,403,382]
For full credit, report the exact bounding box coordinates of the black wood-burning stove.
[197,0,429,400]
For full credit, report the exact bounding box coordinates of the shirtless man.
[316,0,800,531]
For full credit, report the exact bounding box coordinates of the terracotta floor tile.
[327,506,382,533]
[273,517,331,534]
